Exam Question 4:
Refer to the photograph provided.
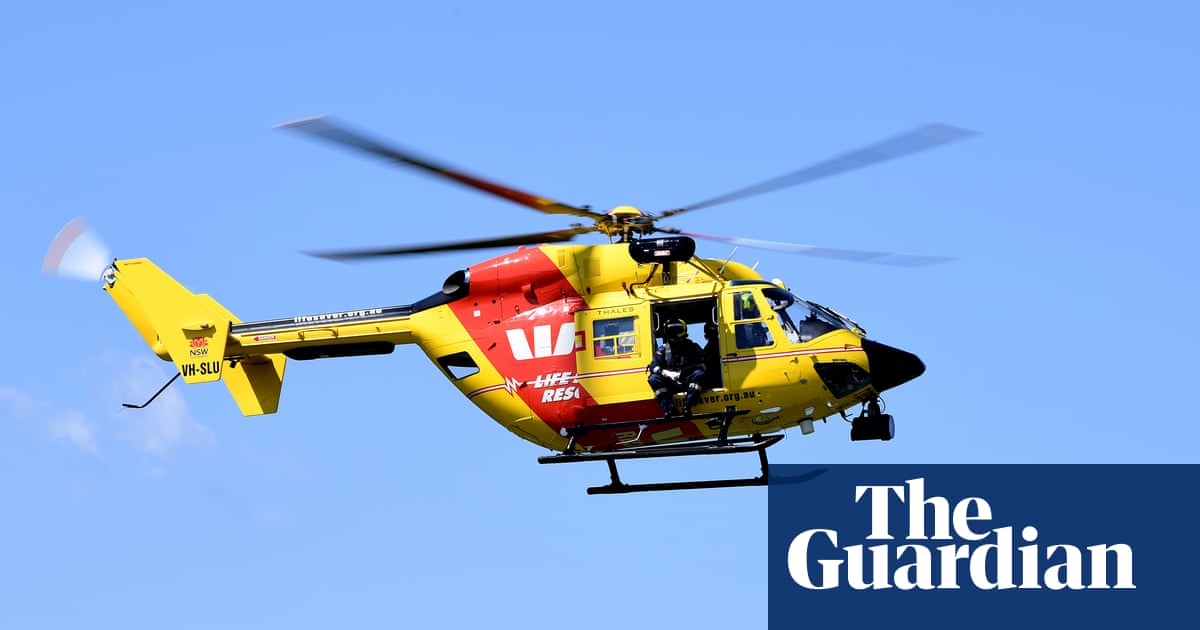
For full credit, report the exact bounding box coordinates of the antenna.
[122,372,181,409]
[717,247,740,276]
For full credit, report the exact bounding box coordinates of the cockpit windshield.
[761,286,863,342]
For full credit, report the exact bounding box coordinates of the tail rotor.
[43,217,112,282]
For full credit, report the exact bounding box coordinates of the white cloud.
[105,353,215,457]
[1,351,216,459]
[46,409,98,452]
[0,387,99,453]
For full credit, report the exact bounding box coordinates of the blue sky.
[4,2,1199,628]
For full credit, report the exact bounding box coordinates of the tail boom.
[104,258,416,415]
[227,305,415,358]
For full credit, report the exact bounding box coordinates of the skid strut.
[538,406,784,495]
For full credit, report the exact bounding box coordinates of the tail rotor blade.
[43,217,112,281]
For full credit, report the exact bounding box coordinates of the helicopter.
[89,117,973,494]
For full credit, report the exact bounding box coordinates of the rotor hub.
[606,205,645,219]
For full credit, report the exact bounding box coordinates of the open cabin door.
[646,297,724,390]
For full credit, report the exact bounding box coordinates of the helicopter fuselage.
[103,240,925,453]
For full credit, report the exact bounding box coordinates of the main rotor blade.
[684,232,954,267]
[308,226,597,261]
[661,124,977,218]
[277,116,605,221]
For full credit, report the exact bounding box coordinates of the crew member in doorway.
[647,319,707,417]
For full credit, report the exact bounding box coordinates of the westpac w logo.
[506,323,575,361]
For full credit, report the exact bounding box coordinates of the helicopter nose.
[862,339,926,392]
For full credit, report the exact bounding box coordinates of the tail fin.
[104,258,286,415]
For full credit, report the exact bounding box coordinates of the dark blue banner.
[768,465,1199,627]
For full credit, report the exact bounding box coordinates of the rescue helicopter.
[78,117,973,494]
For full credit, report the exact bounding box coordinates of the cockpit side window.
[731,291,773,349]
[733,291,761,321]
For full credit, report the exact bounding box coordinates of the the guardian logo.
[787,478,1135,591]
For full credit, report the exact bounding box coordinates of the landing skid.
[538,407,784,495]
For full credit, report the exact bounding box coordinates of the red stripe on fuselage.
[721,346,860,363]
[446,247,596,433]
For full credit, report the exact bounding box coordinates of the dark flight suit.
[647,336,707,417]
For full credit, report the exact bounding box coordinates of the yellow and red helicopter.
[88,117,972,493]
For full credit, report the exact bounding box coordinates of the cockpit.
[760,285,863,343]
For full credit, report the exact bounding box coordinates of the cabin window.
[437,351,480,380]
[592,316,639,358]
